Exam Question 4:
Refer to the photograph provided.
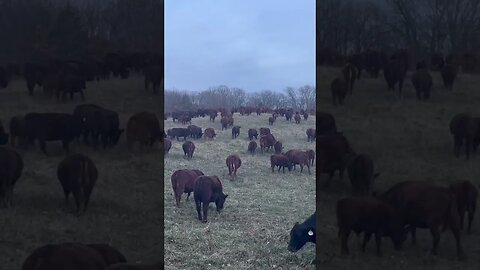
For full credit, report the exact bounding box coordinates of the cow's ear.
[308,230,314,236]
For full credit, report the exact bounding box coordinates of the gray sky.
[165,0,315,92]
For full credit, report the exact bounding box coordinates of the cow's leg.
[468,207,475,234]
[202,203,208,223]
[186,192,191,201]
[362,233,372,252]
[429,226,440,255]
[459,210,465,230]
[195,201,202,221]
[340,230,350,255]
[375,233,382,256]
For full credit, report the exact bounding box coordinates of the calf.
[305,149,315,166]
[204,128,216,140]
[347,153,379,196]
[449,180,478,234]
[57,153,98,215]
[248,128,258,140]
[248,141,257,155]
[164,139,172,155]
[226,154,241,179]
[86,243,127,266]
[0,146,23,208]
[285,149,311,174]
[182,141,195,159]
[270,154,292,173]
[306,128,316,142]
[126,112,161,152]
[336,197,405,256]
[274,141,283,154]
[194,176,228,223]
[268,117,275,125]
[288,212,316,252]
[231,126,241,139]
[171,169,204,207]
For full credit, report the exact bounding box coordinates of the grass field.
[164,113,316,269]
[0,76,162,269]
[317,66,480,270]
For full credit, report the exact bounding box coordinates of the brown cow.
[274,141,283,154]
[268,117,275,125]
[22,243,107,270]
[248,128,258,140]
[164,138,172,154]
[331,78,348,105]
[411,69,433,101]
[204,128,216,140]
[248,141,257,155]
[171,169,204,207]
[259,127,270,136]
[294,113,301,124]
[285,149,311,174]
[182,141,195,159]
[347,153,379,196]
[336,197,406,256]
[226,154,241,180]
[305,149,315,166]
[0,146,23,208]
[221,117,230,130]
[194,175,228,223]
[86,243,127,266]
[260,133,276,153]
[106,262,163,270]
[0,120,8,145]
[449,112,480,160]
[449,180,478,234]
[270,154,292,173]
[377,181,465,259]
[231,126,241,139]
[57,153,98,215]
[318,133,353,186]
[441,64,457,91]
[306,128,316,142]
[126,112,161,152]
[9,115,26,147]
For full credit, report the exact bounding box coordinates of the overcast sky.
[165,0,315,92]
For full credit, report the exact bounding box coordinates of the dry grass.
[164,113,316,269]
[317,66,480,270]
[0,77,162,269]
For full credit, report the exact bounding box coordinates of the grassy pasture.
[164,112,316,269]
[0,77,162,269]
[317,66,480,270]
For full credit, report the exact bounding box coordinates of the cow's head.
[288,222,315,252]
[215,193,228,213]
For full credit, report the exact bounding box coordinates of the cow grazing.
[57,153,98,215]
[331,78,348,105]
[383,59,408,96]
[0,146,23,208]
[187,125,203,139]
[274,141,283,154]
[0,120,8,145]
[294,114,301,124]
[449,112,480,160]
[342,63,358,94]
[259,127,270,136]
[270,154,292,173]
[204,128,216,140]
[317,112,337,135]
[377,181,465,259]
[126,112,161,152]
[347,153,379,196]
[232,126,241,139]
[171,169,204,207]
[336,197,406,256]
[9,115,26,147]
[288,212,316,252]
[449,180,478,234]
[167,128,189,141]
[182,141,195,159]
[306,128,316,142]
[248,128,258,140]
[226,154,241,180]
[285,149,311,174]
[305,149,315,166]
[268,117,275,125]
[25,113,82,155]
[411,69,433,101]
[248,141,257,155]
[260,133,276,153]
[441,64,457,91]
[22,243,107,270]
[164,139,172,154]
[221,117,230,130]
[86,243,127,266]
[194,175,228,223]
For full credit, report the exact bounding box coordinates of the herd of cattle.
[318,108,479,260]
[165,107,317,255]
[0,51,163,100]
[327,49,466,105]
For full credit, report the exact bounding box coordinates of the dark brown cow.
[194,175,228,223]
[331,78,348,105]
[449,112,480,160]
[226,154,241,179]
[347,153,379,196]
[318,133,353,186]
[317,112,337,135]
[171,169,204,207]
[274,141,283,154]
[187,125,202,139]
[126,112,161,152]
[294,114,301,124]
[204,128,216,140]
[221,117,230,130]
[0,120,8,145]
[164,138,172,154]
[231,126,241,139]
[182,141,195,159]
[167,128,189,141]
[342,63,358,94]
[9,115,26,147]
[260,133,276,153]
[285,149,311,174]
[22,243,107,270]
[268,117,275,125]
[303,112,308,120]
[377,181,465,259]
[270,154,292,173]
[209,111,217,122]
[336,197,406,256]
[106,262,163,270]
[259,127,270,136]
[248,141,257,155]
[306,128,316,142]
[411,69,433,101]
[449,180,478,234]
[441,64,457,91]
[57,153,98,215]
[383,58,408,96]
[0,146,23,208]
[86,243,127,266]
[305,149,315,166]
[248,128,258,140]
